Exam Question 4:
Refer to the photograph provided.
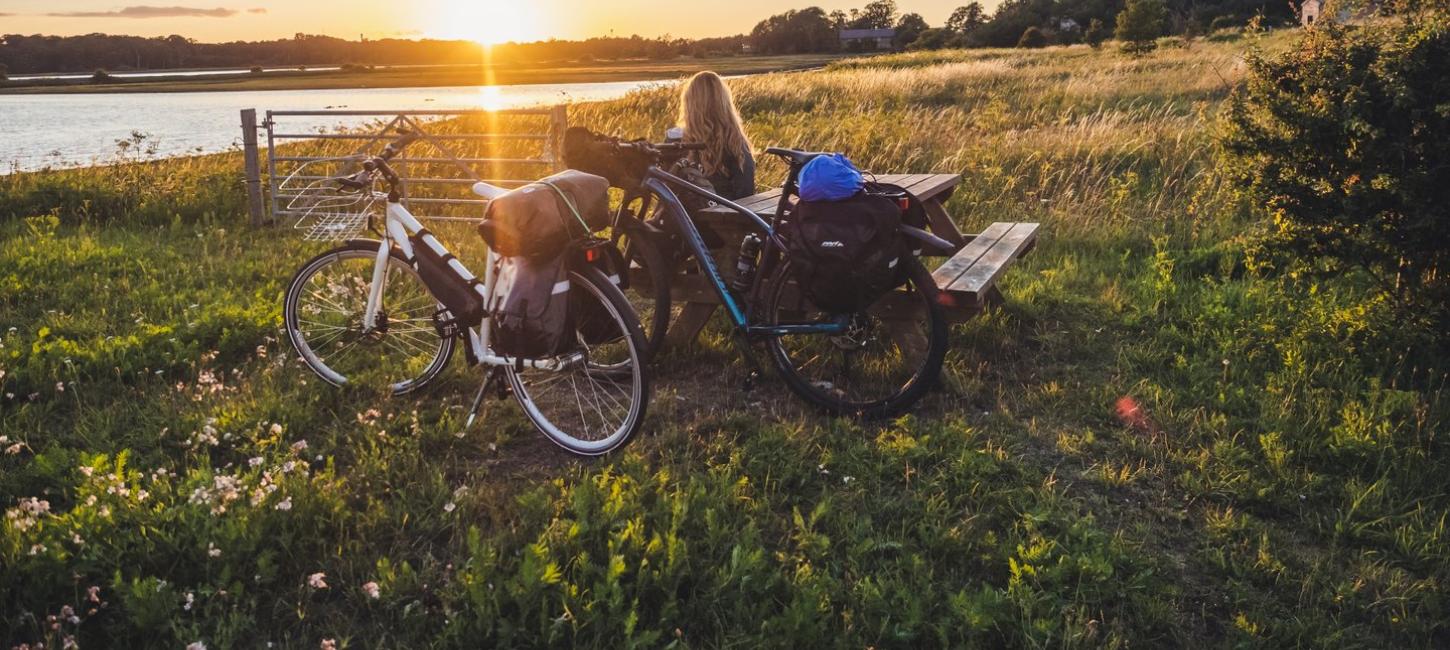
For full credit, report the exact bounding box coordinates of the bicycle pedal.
[741,369,760,392]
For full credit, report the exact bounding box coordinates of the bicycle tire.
[283,240,454,395]
[762,256,947,419]
[507,262,651,456]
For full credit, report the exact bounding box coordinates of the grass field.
[3,31,1448,648]
[0,54,845,94]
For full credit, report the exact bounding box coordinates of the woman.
[678,71,756,200]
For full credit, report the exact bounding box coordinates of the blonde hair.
[678,71,753,177]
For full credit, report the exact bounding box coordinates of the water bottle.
[730,233,762,293]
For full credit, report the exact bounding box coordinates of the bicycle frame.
[362,195,580,372]
[638,167,848,337]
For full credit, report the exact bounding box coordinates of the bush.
[1017,26,1048,48]
[90,69,113,84]
[1084,18,1110,48]
[1209,15,1239,31]
[1222,13,1450,330]
[249,66,263,74]
[1116,0,1166,56]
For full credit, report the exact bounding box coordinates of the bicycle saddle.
[764,147,834,167]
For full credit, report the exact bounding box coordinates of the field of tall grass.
[3,30,1447,648]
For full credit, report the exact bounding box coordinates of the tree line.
[0,32,751,76]
[748,0,1302,54]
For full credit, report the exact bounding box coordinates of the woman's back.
[679,72,756,201]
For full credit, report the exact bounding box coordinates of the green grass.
[0,54,847,94]
[3,33,1448,648]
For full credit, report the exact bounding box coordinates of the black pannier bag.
[477,170,610,258]
[409,231,486,328]
[865,181,929,230]
[785,190,905,314]
[489,254,575,359]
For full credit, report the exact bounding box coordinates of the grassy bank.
[0,54,845,94]
[3,32,1448,647]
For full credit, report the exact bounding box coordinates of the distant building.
[1303,0,1379,27]
[1301,0,1323,25]
[839,28,896,51]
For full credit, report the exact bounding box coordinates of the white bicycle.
[280,131,649,456]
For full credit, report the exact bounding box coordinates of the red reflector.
[585,248,601,262]
[898,197,911,211]
[935,292,958,308]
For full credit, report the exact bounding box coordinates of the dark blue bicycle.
[591,138,950,418]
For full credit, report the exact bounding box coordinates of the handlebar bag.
[563,127,655,188]
[489,253,576,359]
[785,190,904,314]
[797,153,864,202]
[409,230,486,328]
[479,170,610,258]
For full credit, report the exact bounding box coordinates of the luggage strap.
[538,180,592,237]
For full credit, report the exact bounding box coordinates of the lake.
[0,79,671,172]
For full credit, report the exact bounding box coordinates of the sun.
[424,0,542,45]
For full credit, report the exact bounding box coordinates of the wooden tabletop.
[699,173,962,218]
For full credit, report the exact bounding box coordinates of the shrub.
[90,69,113,84]
[1209,15,1239,31]
[1221,13,1450,330]
[1116,0,1166,55]
[1084,18,1110,48]
[249,66,263,74]
[1017,26,1048,48]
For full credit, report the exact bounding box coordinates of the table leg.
[666,302,719,347]
[923,200,966,247]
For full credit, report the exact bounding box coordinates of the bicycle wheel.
[284,240,454,395]
[763,256,947,419]
[506,263,650,456]
[616,228,675,360]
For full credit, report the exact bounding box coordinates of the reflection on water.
[0,79,670,173]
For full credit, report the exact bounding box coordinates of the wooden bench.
[664,173,1039,342]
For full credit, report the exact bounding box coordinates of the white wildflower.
[362,581,380,599]
[307,572,328,589]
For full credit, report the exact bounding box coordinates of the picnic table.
[666,173,1040,344]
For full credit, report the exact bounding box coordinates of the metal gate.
[240,107,567,227]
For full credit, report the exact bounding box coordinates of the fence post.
[549,104,568,172]
[240,108,265,227]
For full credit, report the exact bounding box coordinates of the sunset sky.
[0,1,995,42]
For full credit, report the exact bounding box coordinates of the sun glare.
[425,0,541,45]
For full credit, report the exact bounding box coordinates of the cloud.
[46,6,249,18]
[247,7,266,13]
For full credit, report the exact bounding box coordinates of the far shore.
[0,54,847,94]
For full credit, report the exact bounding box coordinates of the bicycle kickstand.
[730,331,765,392]
[465,367,506,430]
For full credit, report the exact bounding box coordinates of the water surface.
[0,79,668,172]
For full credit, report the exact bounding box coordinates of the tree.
[1085,18,1111,47]
[946,3,987,34]
[1017,26,1049,48]
[908,27,958,50]
[1221,11,1450,330]
[894,13,930,48]
[751,7,838,54]
[1116,0,1167,55]
[829,9,849,30]
[848,0,898,29]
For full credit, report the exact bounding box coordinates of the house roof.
[839,28,895,39]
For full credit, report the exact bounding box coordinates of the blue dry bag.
[798,154,864,202]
